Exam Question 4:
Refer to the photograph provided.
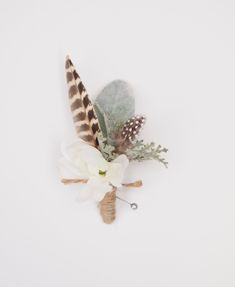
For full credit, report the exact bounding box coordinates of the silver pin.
[116,196,138,210]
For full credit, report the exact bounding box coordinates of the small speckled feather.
[65,56,99,147]
[121,115,146,143]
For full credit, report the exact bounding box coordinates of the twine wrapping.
[61,178,142,188]
[99,187,117,224]
[61,179,142,224]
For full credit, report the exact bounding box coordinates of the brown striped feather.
[65,56,99,147]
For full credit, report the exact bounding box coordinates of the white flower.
[59,139,129,201]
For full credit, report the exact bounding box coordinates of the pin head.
[130,203,138,210]
[116,196,138,210]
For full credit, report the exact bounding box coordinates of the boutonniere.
[60,56,168,224]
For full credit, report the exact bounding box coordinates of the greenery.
[97,132,118,162]
[98,132,168,167]
[94,103,108,139]
[93,80,168,167]
[125,140,168,168]
[94,80,135,145]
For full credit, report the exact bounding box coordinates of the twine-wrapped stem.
[61,178,142,224]
[99,187,117,224]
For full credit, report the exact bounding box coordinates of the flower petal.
[60,139,129,201]
[59,158,82,178]
[80,148,108,176]
[106,155,129,187]
[112,154,129,169]
[87,177,112,202]
[61,139,89,175]
[78,184,94,201]
[61,139,108,178]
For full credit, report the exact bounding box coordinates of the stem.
[61,178,88,184]
[61,178,143,188]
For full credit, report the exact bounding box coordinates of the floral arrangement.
[60,56,168,224]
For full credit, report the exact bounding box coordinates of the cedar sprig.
[125,140,168,168]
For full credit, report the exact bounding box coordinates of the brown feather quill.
[65,56,99,147]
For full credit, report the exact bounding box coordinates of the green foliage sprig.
[125,140,168,168]
[98,131,168,167]
[97,132,118,162]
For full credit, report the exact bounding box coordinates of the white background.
[0,0,234,286]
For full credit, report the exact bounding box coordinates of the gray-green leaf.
[94,80,135,143]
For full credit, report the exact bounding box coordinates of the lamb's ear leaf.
[94,80,135,143]
[93,103,108,139]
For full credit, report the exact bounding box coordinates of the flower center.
[99,170,107,176]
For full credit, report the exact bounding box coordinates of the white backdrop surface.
[0,1,235,286]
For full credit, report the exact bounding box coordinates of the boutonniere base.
[61,178,142,224]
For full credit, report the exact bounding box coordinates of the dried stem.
[122,180,143,187]
[61,178,142,188]
[61,178,88,184]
